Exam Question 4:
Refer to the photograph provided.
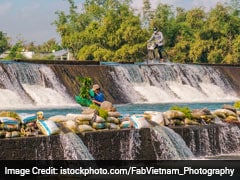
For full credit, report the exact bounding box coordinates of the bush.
[234,101,240,109]
[170,106,192,119]
[77,77,92,99]
[89,104,108,120]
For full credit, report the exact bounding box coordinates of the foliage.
[77,77,93,99]
[6,41,25,60]
[0,31,9,54]
[170,106,192,119]
[89,104,108,120]
[36,39,62,53]
[32,53,55,60]
[24,39,62,53]
[1,1,240,63]
[233,101,240,109]
[51,0,240,63]
[54,0,148,61]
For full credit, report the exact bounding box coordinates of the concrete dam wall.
[1,61,240,160]
[50,63,240,104]
[1,62,240,108]
[1,124,240,160]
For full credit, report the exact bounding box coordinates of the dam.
[0,60,240,160]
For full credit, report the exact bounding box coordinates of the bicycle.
[146,42,169,64]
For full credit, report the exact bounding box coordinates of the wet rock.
[100,101,115,112]
[223,104,237,113]
[163,110,185,120]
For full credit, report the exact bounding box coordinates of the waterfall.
[119,129,141,160]
[187,128,212,156]
[0,62,77,109]
[150,126,194,160]
[1,62,240,108]
[110,64,239,103]
[182,124,240,157]
[60,132,94,160]
[217,125,240,154]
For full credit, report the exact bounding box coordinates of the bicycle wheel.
[161,50,170,62]
[146,50,154,64]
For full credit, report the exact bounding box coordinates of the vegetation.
[170,105,192,119]
[77,77,93,99]
[1,37,62,60]
[89,104,108,120]
[0,31,9,54]
[233,101,240,109]
[1,0,239,63]
[52,0,240,63]
[6,41,25,60]
[54,0,148,62]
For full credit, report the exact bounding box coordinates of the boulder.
[81,108,96,115]
[163,110,185,120]
[100,101,115,112]
[144,111,165,126]
[191,108,212,119]
[212,109,237,118]
[222,104,237,113]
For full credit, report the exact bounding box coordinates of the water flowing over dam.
[0,62,76,109]
[1,61,240,160]
[1,61,240,109]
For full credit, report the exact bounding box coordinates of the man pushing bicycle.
[147,27,164,62]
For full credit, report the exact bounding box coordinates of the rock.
[172,119,185,126]
[108,111,121,118]
[191,108,212,119]
[224,116,240,124]
[223,104,237,113]
[81,108,96,115]
[78,125,96,133]
[212,109,237,118]
[100,101,115,112]
[163,110,185,120]
[164,118,171,126]
[184,118,200,125]
[48,115,68,122]
[144,111,165,126]
[237,111,240,116]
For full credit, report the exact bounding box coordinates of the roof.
[52,49,68,57]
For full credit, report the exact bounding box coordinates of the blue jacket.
[94,92,104,102]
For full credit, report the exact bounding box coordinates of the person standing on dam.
[148,27,164,62]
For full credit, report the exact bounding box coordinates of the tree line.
[53,0,239,63]
[0,35,62,60]
[1,0,239,63]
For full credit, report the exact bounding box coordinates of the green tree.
[227,0,240,16]
[0,31,9,54]
[142,0,153,28]
[53,0,240,64]
[54,0,147,61]
[36,38,62,53]
[7,41,25,60]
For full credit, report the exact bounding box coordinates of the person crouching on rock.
[37,111,45,120]
[91,84,105,106]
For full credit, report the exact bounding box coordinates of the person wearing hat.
[148,27,164,62]
[90,84,105,106]
[36,111,44,120]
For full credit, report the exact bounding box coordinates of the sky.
[0,0,226,45]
